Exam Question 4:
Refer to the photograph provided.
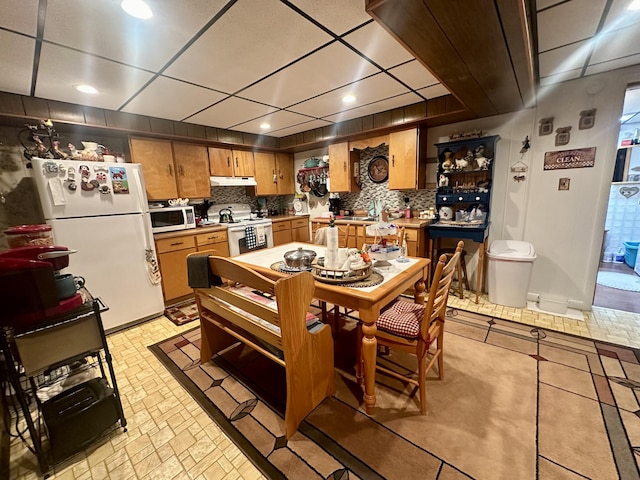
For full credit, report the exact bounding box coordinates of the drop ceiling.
[0,0,639,139]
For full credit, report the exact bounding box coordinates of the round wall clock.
[368,155,389,183]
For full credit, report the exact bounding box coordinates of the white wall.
[429,65,640,310]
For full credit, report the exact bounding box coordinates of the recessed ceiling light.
[260,122,271,130]
[121,0,153,19]
[342,94,356,104]
[628,0,640,10]
[74,84,99,94]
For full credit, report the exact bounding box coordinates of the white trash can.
[487,240,537,308]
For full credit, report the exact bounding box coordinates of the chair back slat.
[421,241,464,340]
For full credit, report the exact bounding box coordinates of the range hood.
[210,176,257,187]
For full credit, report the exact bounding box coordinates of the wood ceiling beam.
[366,0,535,117]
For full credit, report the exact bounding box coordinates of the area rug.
[149,308,640,480]
[163,298,199,326]
[597,271,640,292]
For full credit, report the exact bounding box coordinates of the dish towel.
[245,225,257,249]
[256,225,266,246]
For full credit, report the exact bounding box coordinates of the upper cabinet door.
[233,150,255,177]
[276,153,295,195]
[173,143,211,199]
[329,142,360,192]
[254,152,278,196]
[208,147,234,176]
[129,137,178,200]
[388,129,419,190]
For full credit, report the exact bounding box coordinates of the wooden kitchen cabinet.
[172,142,211,199]
[329,142,360,192]
[195,230,230,257]
[129,137,178,200]
[155,236,197,302]
[208,147,255,177]
[253,152,295,196]
[388,128,428,190]
[272,217,309,246]
[129,137,210,200]
[276,153,295,194]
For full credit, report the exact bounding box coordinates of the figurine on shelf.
[441,149,453,172]
[438,174,449,187]
[473,144,490,170]
[52,140,68,159]
[455,150,473,171]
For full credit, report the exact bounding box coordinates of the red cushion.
[377,300,425,338]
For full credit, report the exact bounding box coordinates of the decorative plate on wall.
[368,155,389,183]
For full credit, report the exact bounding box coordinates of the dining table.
[232,242,431,414]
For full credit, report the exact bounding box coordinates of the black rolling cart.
[0,297,127,476]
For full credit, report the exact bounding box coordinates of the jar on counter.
[4,224,54,248]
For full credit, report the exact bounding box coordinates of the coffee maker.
[329,197,341,216]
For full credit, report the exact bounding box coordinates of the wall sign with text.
[543,147,596,170]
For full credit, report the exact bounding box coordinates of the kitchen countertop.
[153,224,227,240]
[311,216,434,228]
[270,214,310,222]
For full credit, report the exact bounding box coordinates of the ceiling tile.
[121,76,227,120]
[342,21,414,69]
[416,84,450,99]
[538,68,582,86]
[268,119,333,138]
[322,92,422,123]
[35,44,154,110]
[0,31,35,96]
[43,0,228,71]
[289,73,410,118]
[232,110,316,135]
[586,53,640,76]
[288,0,372,36]
[590,24,640,64]
[164,0,332,94]
[186,96,278,129]
[537,0,606,52]
[0,0,39,34]
[602,0,640,31]
[538,40,590,78]
[388,60,440,90]
[239,42,380,108]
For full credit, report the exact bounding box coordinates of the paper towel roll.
[325,227,339,269]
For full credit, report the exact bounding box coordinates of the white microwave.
[150,205,196,233]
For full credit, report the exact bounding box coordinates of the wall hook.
[513,174,526,182]
[520,136,530,154]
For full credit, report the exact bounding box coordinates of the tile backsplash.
[604,182,640,252]
[338,144,436,214]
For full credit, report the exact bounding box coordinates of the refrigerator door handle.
[131,168,162,285]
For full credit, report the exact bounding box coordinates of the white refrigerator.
[31,157,164,332]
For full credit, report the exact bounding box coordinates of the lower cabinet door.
[273,229,293,246]
[158,247,197,301]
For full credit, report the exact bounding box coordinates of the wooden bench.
[189,254,335,439]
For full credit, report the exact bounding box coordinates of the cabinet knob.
[227,157,230,167]
[458,196,463,201]
[392,155,395,167]
[475,196,481,201]
[168,164,173,176]
[442,196,448,201]
[235,157,239,168]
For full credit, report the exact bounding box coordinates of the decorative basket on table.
[311,257,372,284]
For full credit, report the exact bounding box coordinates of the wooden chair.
[192,255,335,439]
[436,247,469,298]
[366,240,464,414]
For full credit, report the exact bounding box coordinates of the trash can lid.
[488,240,536,260]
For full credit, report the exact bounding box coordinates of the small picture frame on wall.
[559,178,570,190]
[555,126,571,146]
[539,117,554,136]
[579,109,597,130]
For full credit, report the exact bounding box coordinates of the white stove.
[205,204,273,256]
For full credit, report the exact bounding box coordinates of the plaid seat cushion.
[377,299,425,338]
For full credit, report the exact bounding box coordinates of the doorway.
[593,86,640,313]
